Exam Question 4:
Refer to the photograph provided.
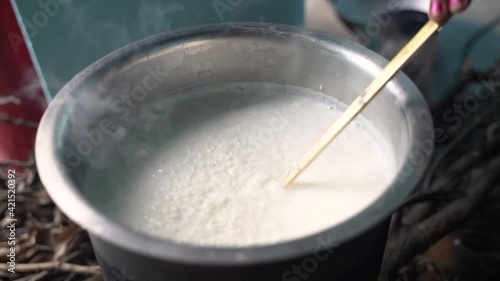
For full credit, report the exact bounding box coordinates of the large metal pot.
[35,23,434,281]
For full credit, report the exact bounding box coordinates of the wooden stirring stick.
[283,19,448,188]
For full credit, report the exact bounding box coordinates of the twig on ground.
[0,261,100,275]
[384,151,500,276]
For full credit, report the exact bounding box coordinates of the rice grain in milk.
[84,82,396,247]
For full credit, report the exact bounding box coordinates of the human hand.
[429,0,471,23]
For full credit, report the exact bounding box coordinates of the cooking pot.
[35,23,434,281]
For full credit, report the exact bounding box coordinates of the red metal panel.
[0,0,46,163]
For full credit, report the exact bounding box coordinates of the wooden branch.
[383,153,500,276]
[399,190,463,211]
[0,261,100,275]
[0,95,21,106]
[0,113,38,128]
[393,189,462,229]
[423,124,478,191]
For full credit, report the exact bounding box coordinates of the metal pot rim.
[35,22,433,265]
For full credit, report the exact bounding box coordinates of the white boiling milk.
[85,83,396,247]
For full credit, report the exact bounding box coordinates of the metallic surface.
[283,19,441,188]
[35,23,434,280]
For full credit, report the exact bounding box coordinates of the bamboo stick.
[283,19,446,188]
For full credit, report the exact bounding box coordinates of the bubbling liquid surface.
[84,83,396,247]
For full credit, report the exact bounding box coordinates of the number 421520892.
[7,169,16,216]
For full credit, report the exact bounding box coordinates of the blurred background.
[1,0,499,163]
[1,0,499,280]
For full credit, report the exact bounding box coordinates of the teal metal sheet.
[11,0,304,100]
